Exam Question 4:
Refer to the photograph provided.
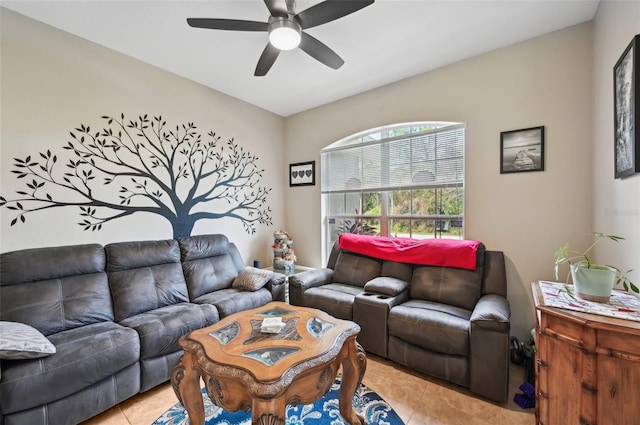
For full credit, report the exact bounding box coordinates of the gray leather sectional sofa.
[289,240,511,403]
[0,234,285,425]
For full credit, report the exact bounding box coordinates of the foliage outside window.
[321,122,465,260]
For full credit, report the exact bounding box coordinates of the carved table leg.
[171,353,205,425]
[339,337,368,425]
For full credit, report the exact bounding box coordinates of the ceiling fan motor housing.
[268,16,301,50]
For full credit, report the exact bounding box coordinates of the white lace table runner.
[539,280,640,322]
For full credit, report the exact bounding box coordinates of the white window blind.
[321,123,464,193]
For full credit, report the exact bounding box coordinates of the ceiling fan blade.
[263,0,289,18]
[255,43,281,76]
[296,0,374,30]
[187,18,268,32]
[299,32,344,70]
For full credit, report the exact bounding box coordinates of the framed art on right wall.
[614,34,640,179]
[500,126,545,174]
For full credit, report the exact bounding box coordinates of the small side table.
[532,281,640,425]
[265,264,314,275]
[265,265,314,302]
[171,301,366,425]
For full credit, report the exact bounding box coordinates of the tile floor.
[81,355,535,425]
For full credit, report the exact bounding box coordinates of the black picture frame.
[500,126,545,174]
[614,34,640,179]
[289,161,315,186]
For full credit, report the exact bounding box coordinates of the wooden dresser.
[531,281,640,425]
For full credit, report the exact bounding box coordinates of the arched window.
[321,122,465,259]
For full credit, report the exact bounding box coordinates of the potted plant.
[554,232,637,302]
[336,209,378,236]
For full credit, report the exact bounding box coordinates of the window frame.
[321,122,466,262]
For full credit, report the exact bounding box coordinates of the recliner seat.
[289,239,511,403]
[0,244,141,425]
[0,234,287,425]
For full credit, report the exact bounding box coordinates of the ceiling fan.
[187,0,375,76]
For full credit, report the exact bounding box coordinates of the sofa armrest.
[469,294,511,403]
[470,294,511,331]
[266,272,287,302]
[354,288,409,358]
[288,268,333,306]
[364,277,409,297]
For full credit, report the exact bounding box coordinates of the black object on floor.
[510,336,536,384]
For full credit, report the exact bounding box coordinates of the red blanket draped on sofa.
[338,234,481,270]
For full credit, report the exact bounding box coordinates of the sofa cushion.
[182,253,239,298]
[139,350,182,393]
[388,300,471,356]
[332,252,382,287]
[178,235,246,299]
[381,260,413,283]
[106,239,190,321]
[119,303,217,359]
[192,288,273,318]
[0,243,105,285]
[0,322,140,414]
[410,262,484,311]
[0,244,113,336]
[0,321,56,360]
[303,283,365,320]
[178,234,232,261]
[388,335,469,388]
[106,239,181,271]
[232,267,273,291]
[1,364,140,425]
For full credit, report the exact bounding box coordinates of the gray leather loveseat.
[0,234,284,425]
[289,235,511,403]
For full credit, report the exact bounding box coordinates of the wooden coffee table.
[171,302,366,425]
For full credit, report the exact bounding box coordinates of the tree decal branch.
[0,114,273,237]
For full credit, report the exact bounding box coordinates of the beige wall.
[0,9,285,265]
[284,22,595,339]
[3,4,638,341]
[592,2,640,282]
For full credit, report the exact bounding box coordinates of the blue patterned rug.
[153,377,404,425]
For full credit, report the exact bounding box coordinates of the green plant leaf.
[564,285,577,301]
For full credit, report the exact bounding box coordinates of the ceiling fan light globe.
[268,20,301,50]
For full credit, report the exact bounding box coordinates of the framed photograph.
[500,126,545,174]
[614,34,640,179]
[289,161,315,186]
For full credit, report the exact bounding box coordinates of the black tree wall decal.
[0,114,273,237]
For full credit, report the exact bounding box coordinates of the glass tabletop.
[267,265,313,276]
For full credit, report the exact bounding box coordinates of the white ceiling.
[1,0,599,117]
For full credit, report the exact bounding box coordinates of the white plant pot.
[570,263,616,303]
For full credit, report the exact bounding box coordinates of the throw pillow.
[232,266,273,291]
[0,321,56,360]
